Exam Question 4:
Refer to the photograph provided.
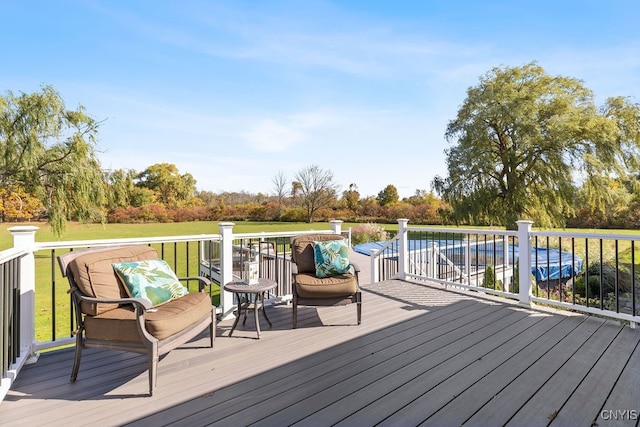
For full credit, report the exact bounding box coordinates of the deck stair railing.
[370,220,514,290]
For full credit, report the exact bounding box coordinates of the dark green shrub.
[482,264,503,291]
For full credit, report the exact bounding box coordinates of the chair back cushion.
[68,245,158,315]
[291,234,345,274]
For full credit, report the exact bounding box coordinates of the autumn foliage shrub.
[351,222,389,245]
[107,205,213,223]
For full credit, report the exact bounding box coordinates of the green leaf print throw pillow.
[113,259,189,307]
[313,239,351,278]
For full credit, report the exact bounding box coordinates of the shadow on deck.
[1,279,639,426]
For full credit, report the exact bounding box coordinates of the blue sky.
[2,1,640,198]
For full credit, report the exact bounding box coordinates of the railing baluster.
[599,239,604,311]
[51,250,56,342]
[585,238,589,306]
[571,238,576,306]
[615,239,619,313]
[632,241,637,317]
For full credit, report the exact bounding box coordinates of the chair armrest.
[350,262,361,273]
[73,292,153,311]
[179,276,212,292]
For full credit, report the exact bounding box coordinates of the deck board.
[506,320,629,426]
[210,304,521,426]
[1,279,639,427]
[549,325,640,427]
[422,316,602,427]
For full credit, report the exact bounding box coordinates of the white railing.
[371,219,639,329]
[0,220,345,402]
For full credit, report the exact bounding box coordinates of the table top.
[223,277,277,293]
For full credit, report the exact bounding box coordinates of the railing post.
[8,226,39,364]
[370,249,379,283]
[397,219,409,280]
[330,220,342,235]
[219,222,235,319]
[517,220,534,305]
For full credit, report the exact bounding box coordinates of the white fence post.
[397,219,409,280]
[219,222,235,319]
[8,226,39,363]
[330,219,343,235]
[370,249,379,282]
[517,220,534,305]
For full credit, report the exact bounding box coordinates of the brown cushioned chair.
[290,234,361,328]
[58,245,216,396]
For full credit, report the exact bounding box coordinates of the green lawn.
[0,220,367,250]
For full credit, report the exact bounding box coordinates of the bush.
[351,223,389,245]
[481,264,503,291]
[573,262,633,299]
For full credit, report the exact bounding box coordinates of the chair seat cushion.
[84,292,212,342]
[294,272,358,299]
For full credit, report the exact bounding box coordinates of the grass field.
[0,220,382,250]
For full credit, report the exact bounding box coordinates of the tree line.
[105,163,446,227]
[3,62,640,236]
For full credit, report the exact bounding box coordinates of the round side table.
[223,278,277,339]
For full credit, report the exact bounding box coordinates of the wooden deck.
[1,279,639,426]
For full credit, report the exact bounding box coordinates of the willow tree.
[0,85,105,235]
[433,62,640,229]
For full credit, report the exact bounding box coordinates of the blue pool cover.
[353,240,583,281]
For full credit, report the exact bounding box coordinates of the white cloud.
[245,112,331,152]
[246,119,304,152]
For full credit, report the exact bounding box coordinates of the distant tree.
[195,190,218,207]
[294,164,339,222]
[343,183,360,213]
[291,181,302,206]
[433,62,640,229]
[0,85,105,235]
[571,177,634,228]
[129,187,156,208]
[272,171,288,220]
[404,189,430,205]
[0,188,43,221]
[377,184,399,207]
[136,163,197,207]
[104,168,136,209]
